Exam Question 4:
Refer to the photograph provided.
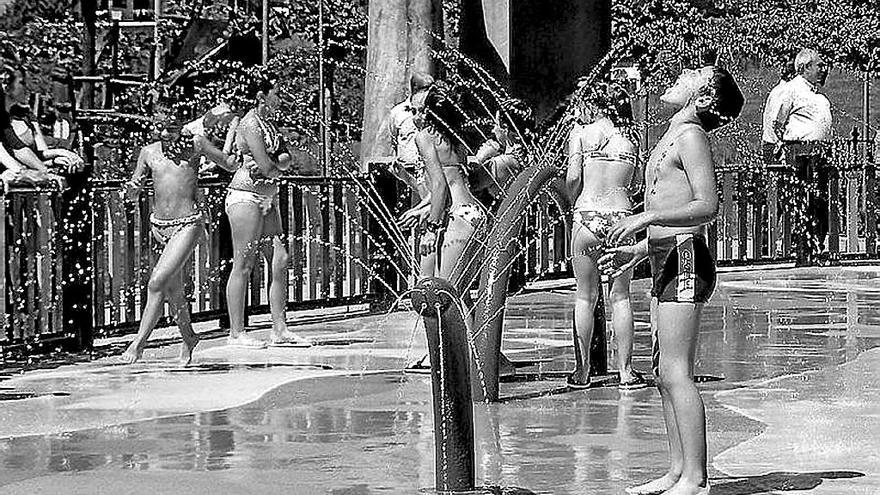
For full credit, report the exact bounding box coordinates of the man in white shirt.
[761,64,794,164]
[773,48,832,264]
[388,72,433,198]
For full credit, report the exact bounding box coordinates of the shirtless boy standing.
[120,113,206,365]
[600,66,743,495]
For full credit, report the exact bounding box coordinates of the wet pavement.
[0,266,878,494]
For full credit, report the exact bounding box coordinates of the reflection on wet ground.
[0,267,878,494]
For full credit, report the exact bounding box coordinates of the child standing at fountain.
[600,66,743,495]
[120,108,204,365]
[224,77,310,348]
[565,81,645,390]
[411,82,488,295]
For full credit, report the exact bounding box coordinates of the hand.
[248,163,268,180]
[607,212,653,246]
[225,154,241,170]
[419,230,438,256]
[399,206,429,230]
[276,152,292,170]
[476,140,502,163]
[598,243,646,279]
[123,180,141,203]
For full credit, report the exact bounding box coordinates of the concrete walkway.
[0,267,877,494]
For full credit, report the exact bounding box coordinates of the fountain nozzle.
[411,277,457,315]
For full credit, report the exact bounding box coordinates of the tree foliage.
[613,0,880,91]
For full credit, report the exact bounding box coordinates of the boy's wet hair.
[695,66,744,132]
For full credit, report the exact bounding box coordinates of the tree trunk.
[360,0,442,169]
[81,0,98,109]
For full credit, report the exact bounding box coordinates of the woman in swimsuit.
[224,78,309,348]
[409,81,487,296]
[565,81,645,389]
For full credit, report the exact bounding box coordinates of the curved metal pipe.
[411,277,476,493]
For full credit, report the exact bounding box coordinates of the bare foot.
[269,330,311,347]
[227,333,268,349]
[626,473,679,495]
[662,478,709,495]
[179,334,200,366]
[119,343,144,365]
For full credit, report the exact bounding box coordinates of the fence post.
[722,171,735,261]
[866,150,877,256]
[736,171,748,260]
[61,170,94,352]
[367,160,403,307]
[828,164,840,255]
[767,168,779,259]
[0,187,6,340]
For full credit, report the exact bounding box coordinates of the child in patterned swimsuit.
[120,110,204,366]
[565,81,645,391]
[600,66,744,495]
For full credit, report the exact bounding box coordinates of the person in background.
[565,81,645,391]
[388,72,435,198]
[4,68,83,176]
[772,48,832,264]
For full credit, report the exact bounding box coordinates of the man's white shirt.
[776,75,832,142]
[762,79,788,144]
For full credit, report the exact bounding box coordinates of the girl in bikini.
[409,82,488,300]
[224,78,309,348]
[565,81,645,389]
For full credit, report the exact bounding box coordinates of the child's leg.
[261,208,309,345]
[570,222,601,385]
[225,202,264,340]
[609,269,638,384]
[656,301,707,494]
[122,223,202,364]
[167,270,199,365]
[626,298,681,495]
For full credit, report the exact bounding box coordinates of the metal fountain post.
[411,277,476,493]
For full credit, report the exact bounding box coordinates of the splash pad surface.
[0,267,878,494]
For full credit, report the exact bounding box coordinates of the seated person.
[8,103,84,175]
[1,86,62,187]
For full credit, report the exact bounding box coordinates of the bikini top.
[230,112,281,194]
[429,128,469,176]
[583,129,637,167]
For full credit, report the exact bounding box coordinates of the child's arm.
[241,118,290,177]
[0,142,25,172]
[565,127,584,202]
[124,147,150,202]
[416,131,449,230]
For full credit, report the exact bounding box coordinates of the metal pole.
[864,71,871,156]
[261,0,269,64]
[318,0,327,176]
[411,278,476,493]
[153,0,161,80]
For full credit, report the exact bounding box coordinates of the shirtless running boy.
[599,65,743,495]
[120,111,207,365]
